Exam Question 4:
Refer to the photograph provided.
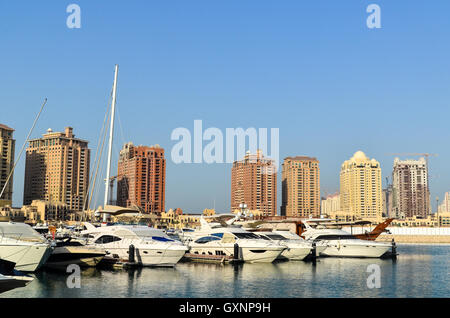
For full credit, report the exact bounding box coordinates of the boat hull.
[279,246,312,261]
[45,246,106,269]
[188,244,284,263]
[320,242,390,258]
[99,245,187,267]
[0,243,52,272]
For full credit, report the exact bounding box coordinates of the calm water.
[2,244,449,298]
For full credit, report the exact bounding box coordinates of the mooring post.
[233,243,240,261]
[129,244,135,263]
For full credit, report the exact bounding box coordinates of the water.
[2,244,449,298]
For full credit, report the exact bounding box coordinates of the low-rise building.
[21,200,70,222]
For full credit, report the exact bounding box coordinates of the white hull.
[189,244,284,263]
[0,243,52,272]
[99,245,187,267]
[279,246,311,261]
[320,242,390,258]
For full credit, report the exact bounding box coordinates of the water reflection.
[1,244,449,298]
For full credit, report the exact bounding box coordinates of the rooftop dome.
[352,150,368,161]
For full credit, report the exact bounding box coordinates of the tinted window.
[211,233,224,238]
[95,235,122,244]
[315,235,357,240]
[266,234,287,240]
[234,232,261,240]
[151,236,174,242]
[194,236,221,244]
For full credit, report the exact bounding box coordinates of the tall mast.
[103,64,119,222]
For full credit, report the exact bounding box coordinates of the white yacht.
[186,217,285,263]
[81,223,188,267]
[255,231,313,261]
[301,219,391,258]
[0,222,52,272]
[269,229,328,257]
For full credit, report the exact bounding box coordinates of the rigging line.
[88,103,112,211]
[116,103,127,147]
[0,98,47,200]
[83,91,113,211]
[86,101,110,211]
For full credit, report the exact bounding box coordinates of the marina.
[1,244,448,298]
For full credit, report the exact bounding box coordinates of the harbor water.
[2,244,449,298]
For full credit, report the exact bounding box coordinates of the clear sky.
[1,1,449,213]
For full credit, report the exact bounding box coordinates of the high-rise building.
[23,127,90,212]
[231,150,277,216]
[340,151,383,221]
[117,142,166,214]
[382,185,395,218]
[0,124,15,206]
[281,156,320,217]
[439,192,450,213]
[392,158,430,218]
[321,193,340,216]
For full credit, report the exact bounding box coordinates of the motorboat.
[301,219,391,258]
[254,231,312,261]
[269,229,328,257]
[45,238,106,269]
[0,259,34,294]
[0,221,53,272]
[80,223,188,267]
[186,216,286,263]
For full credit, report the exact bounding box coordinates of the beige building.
[340,151,383,222]
[439,192,450,213]
[281,156,320,217]
[231,150,277,216]
[391,212,450,227]
[321,193,340,216]
[21,200,70,222]
[0,124,15,207]
[23,127,90,212]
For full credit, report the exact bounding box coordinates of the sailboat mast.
[103,64,119,222]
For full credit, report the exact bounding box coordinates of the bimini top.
[0,222,47,243]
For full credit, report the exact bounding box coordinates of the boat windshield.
[127,227,171,240]
[0,222,47,243]
[233,232,261,240]
[315,234,358,240]
[264,234,288,241]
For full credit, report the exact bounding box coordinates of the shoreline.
[377,234,450,244]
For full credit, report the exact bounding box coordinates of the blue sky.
[1,1,449,213]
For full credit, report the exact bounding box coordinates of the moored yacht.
[81,223,188,267]
[45,238,106,269]
[301,219,391,258]
[254,231,312,261]
[186,217,285,263]
[0,221,52,272]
